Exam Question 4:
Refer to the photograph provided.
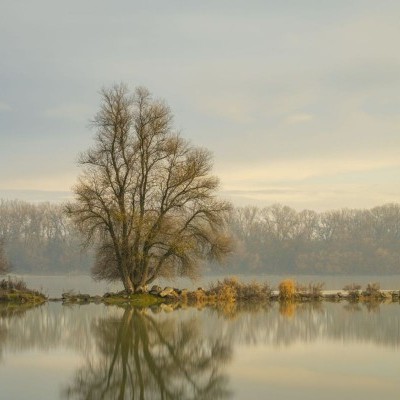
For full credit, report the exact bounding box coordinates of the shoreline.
[2,276,399,308]
[48,287,400,307]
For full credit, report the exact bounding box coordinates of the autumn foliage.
[278,279,296,300]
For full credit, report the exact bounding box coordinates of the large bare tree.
[67,84,231,293]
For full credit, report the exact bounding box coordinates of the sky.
[0,0,399,211]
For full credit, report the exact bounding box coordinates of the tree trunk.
[122,271,134,293]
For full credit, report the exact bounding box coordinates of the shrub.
[208,277,238,302]
[0,277,27,291]
[343,283,362,292]
[237,281,271,301]
[343,283,362,299]
[296,282,325,297]
[208,277,271,302]
[186,288,208,305]
[278,279,296,300]
[364,282,381,297]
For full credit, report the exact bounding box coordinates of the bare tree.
[0,239,9,275]
[66,84,232,293]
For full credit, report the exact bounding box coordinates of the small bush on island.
[364,282,381,297]
[343,282,383,299]
[296,282,325,298]
[278,279,296,300]
[343,283,362,300]
[208,277,271,303]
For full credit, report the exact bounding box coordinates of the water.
[12,273,400,298]
[0,301,399,399]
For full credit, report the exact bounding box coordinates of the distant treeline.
[0,199,400,275]
[0,200,92,274]
[224,204,400,275]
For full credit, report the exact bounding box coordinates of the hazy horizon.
[1,1,400,211]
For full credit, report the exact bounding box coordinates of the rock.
[103,292,112,298]
[166,292,179,299]
[151,285,162,294]
[159,287,175,297]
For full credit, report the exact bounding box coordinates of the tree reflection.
[63,307,232,400]
[0,303,43,360]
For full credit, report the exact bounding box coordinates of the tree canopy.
[67,84,231,292]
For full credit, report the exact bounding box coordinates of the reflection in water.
[0,303,44,360]
[0,301,400,399]
[213,301,400,348]
[63,308,232,400]
[279,302,297,318]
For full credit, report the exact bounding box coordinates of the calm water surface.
[0,301,399,399]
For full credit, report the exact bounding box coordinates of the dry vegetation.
[208,277,271,302]
[97,277,399,310]
[0,278,46,305]
[278,279,296,300]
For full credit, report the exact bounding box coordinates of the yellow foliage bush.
[278,279,296,300]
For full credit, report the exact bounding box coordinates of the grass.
[0,278,46,305]
[0,290,46,305]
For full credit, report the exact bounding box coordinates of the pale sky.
[1,0,399,210]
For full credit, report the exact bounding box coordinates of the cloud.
[217,151,400,187]
[216,152,400,210]
[220,182,400,211]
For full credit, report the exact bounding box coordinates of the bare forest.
[1,199,400,275]
[226,203,400,275]
[0,199,92,274]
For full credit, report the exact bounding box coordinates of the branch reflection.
[63,307,232,400]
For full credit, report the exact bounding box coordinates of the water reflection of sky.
[0,349,81,399]
[229,342,399,399]
[0,303,399,399]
